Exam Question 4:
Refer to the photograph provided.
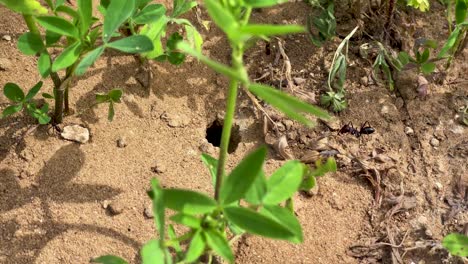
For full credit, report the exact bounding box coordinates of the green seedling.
[400,38,438,75]
[105,0,202,66]
[442,233,468,257]
[320,26,358,112]
[307,2,336,47]
[0,0,155,124]
[95,89,123,121]
[438,0,468,69]
[94,0,336,263]
[2,81,51,124]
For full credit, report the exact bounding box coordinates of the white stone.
[61,125,89,143]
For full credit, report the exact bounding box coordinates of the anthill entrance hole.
[206,119,241,154]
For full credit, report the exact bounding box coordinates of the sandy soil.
[0,1,467,264]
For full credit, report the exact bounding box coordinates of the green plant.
[2,81,51,124]
[438,0,468,69]
[307,2,336,47]
[0,0,156,124]
[442,233,468,257]
[406,0,430,12]
[93,0,337,263]
[320,26,358,112]
[399,38,438,74]
[100,0,202,66]
[95,88,123,121]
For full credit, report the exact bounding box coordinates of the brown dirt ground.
[0,1,467,264]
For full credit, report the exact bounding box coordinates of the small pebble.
[143,204,154,219]
[102,200,110,209]
[434,182,443,191]
[117,137,127,148]
[107,202,124,216]
[430,137,440,147]
[360,76,368,86]
[2,35,11,41]
[293,77,306,85]
[404,126,414,135]
[282,120,294,130]
[381,105,389,115]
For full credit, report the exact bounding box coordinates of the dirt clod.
[151,163,166,174]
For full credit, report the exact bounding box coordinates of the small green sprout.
[95,88,123,121]
[1,81,51,124]
[442,233,468,257]
[307,2,336,47]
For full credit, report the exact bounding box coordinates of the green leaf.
[169,213,201,228]
[261,205,303,243]
[103,0,135,42]
[36,16,80,39]
[108,102,115,121]
[45,30,62,46]
[243,0,287,7]
[248,83,331,126]
[141,239,165,264]
[184,230,205,263]
[75,46,105,75]
[106,35,154,53]
[220,147,266,205]
[149,178,166,242]
[4,83,25,102]
[0,0,47,15]
[133,4,166,24]
[139,16,169,59]
[239,24,305,38]
[167,225,182,253]
[309,157,337,177]
[455,0,468,24]
[438,26,460,58]
[136,0,152,9]
[108,89,123,102]
[201,153,219,189]
[223,206,295,240]
[204,0,239,39]
[91,255,128,264]
[185,24,203,53]
[38,52,51,78]
[167,32,183,50]
[420,62,436,75]
[442,233,468,257]
[25,81,43,101]
[167,52,185,65]
[42,93,54,99]
[2,104,23,118]
[17,32,44,55]
[77,0,93,36]
[262,160,304,204]
[96,94,110,103]
[244,170,267,205]
[177,42,247,83]
[172,0,197,18]
[55,5,79,19]
[52,41,82,72]
[204,229,234,263]
[163,189,217,214]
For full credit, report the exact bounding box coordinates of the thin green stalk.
[214,78,239,201]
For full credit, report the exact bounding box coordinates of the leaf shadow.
[0,143,140,262]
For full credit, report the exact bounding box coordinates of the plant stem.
[214,78,239,201]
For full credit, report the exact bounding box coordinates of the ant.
[338,121,375,138]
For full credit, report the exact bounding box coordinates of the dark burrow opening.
[205,119,241,154]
